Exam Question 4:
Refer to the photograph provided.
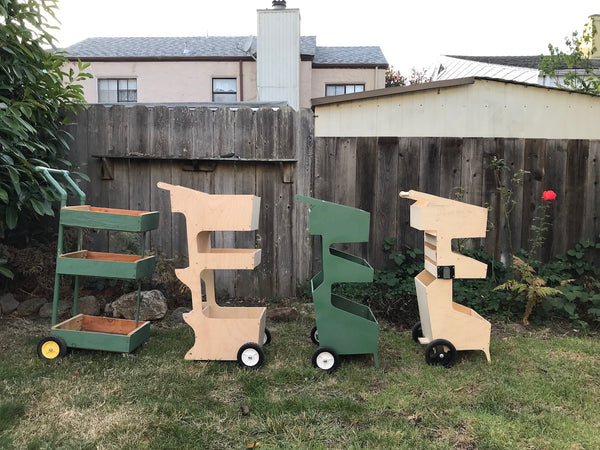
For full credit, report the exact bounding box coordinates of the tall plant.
[0,0,90,244]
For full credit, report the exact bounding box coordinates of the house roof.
[62,36,387,67]
[444,54,600,70]
[432,56,540,84]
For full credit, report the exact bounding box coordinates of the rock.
[77,295,101,316]
[15,297,46,317]
[108,290,167,321]
[39,300,72,319]
[0,293,19,315]
[171,306,191,323]
[266,306,299,322]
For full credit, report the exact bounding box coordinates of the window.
[212,78,237,102]
[98,78,137,103]
[325,84,365,96]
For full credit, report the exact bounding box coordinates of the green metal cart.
[296,195,378,372]
[35,167,159,359]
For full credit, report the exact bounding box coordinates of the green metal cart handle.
[35,166,86,207]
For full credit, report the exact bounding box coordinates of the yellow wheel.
[37,336,67,360]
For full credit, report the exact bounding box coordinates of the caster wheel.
[263,328,272,346]
[237,343,265,369]
[411,322,423,343]
[310,326,319,345]
[37,336,68,360]
[312,346,339,373]
[425,339,457,368]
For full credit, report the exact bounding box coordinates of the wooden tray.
[51,314,150,353]
[56,250,156,279]
[60,206,159,232]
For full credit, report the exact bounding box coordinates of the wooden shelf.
[60,206,159,232]
[56,251,156,279]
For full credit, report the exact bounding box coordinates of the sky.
[52,0,600,74]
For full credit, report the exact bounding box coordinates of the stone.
[0,293,19,315]
[266,306,299,322]
[77,295,101,316]
[15,297,46,317]
[171,306,191,323]
[108,290,167,321]
[39,300,72,319]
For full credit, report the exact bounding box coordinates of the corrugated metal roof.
[62,35,386,66]
[432,56,540,84]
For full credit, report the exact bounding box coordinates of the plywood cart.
[157,183,269,369]
[296,195,378,372]
[400,190,491,367]
[36,167,158,360]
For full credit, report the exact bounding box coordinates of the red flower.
[542,190,557,201]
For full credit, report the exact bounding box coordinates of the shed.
[312,77,600,139]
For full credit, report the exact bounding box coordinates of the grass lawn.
[1,311,599,449]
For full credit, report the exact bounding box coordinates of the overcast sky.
[53,0,600,74]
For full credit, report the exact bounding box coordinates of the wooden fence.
[66,104,600,297]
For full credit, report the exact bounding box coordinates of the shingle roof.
[62,36,387,66]
[314,46,387,66]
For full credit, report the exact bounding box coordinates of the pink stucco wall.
[69,60,385,107]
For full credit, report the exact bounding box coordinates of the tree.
[385,66,432,88]
[0,0,90,245]
[539,18,600,93]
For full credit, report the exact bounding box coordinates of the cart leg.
[51,272,60,327]
[135,282,141,328]
[73,275,80,316]
[373,353,379,369]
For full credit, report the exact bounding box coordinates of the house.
[62,1,388,109]
[430,14,600,89]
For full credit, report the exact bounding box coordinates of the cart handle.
[35,166,86,207]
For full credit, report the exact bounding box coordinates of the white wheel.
[237,343,265,369]
[311,346,339,373]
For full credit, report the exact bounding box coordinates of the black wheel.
[237,343,265,369]
[310,326,319,345]
[411,322,423,343]
[424,339,457,368]
[263,328,272,346]
[311,346,339,373]
[37,335,68,360]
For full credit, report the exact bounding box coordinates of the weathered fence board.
[66,104,600,297]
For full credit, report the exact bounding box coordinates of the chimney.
[257,3,300,109]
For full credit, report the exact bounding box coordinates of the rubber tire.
[310,326,319,345]
[263,328,272,346]
[237,343,265,369]
[312,346,339,373]
[37,335,68,360]
[411,322,423,343]
[424,339,457,368]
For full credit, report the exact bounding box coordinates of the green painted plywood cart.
[296,195,378,372]
[35,167,159,360]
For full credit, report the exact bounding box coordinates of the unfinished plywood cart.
[296,195,378,372]
[400,190,491,368]
[157,182,269,369]
[36,167,158,360]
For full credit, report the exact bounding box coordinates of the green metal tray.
[56,251,156,279]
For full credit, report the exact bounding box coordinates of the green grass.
[1,315,599,449]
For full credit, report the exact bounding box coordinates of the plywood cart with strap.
[400,190,491,368]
